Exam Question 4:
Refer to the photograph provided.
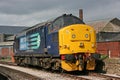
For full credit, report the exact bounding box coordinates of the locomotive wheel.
[40,58,51,69]
[51,61,61,70]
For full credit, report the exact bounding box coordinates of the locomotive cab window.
[48,14,85,34]
[63,15,84,27]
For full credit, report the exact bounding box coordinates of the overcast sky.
[0,0,120,26]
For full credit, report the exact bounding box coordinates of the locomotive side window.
[49,17,63,33]
[53,17,63,30]
[48,24,53,34]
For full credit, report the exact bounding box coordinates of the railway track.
[0,61,120,80]
[60,71,120,80]
[0,65,42,80]
[88,72,120,80]
[0,61,43,80]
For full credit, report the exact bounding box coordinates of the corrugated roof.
[0,41,14,46]
[0,26,27,34]
[87,18,120,33]
[102,22,120,32]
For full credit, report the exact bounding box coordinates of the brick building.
[88,18,120,58]
[0,26,27,59]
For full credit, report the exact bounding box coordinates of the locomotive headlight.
[85,34,89,38]
[80,43,84,47]
[72,34,76,38]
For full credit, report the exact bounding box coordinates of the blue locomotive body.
[15,26,45,54]
[14,22,60,56]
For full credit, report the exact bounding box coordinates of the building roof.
[87,18,120,33]
[0,41,14,46]
[0,26,27,34]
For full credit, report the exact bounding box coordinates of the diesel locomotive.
[14,14,99,71]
